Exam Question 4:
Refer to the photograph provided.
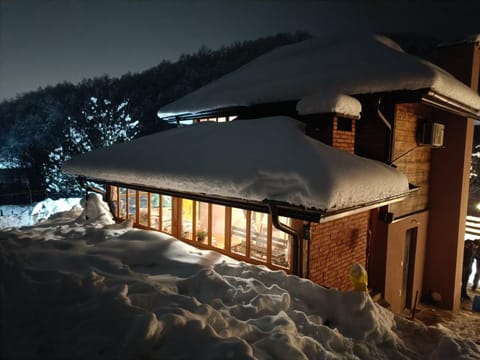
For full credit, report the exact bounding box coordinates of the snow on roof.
[158,33,480,118]
[63,116,409,212]
[296,93,362,118]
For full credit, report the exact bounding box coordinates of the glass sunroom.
[109,185,294,271]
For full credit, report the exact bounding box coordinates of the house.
[63,33,480,314]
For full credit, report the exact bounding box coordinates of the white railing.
[466,215,480,238]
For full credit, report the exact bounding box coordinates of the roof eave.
[319,184,419,222]
[75,176,418,223]
[421,90,480,119]
[157,106,248,123]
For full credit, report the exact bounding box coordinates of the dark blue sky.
[1,0,480,102]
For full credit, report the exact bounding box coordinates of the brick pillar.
[424,38,479,310]
[332,116,356,153]
[306,115,356,153]
[306,113,370,291]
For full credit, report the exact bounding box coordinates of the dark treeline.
[0,32,310,200]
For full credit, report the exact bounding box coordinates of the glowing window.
[195,202,209,243]
[150,193,160,229]
[128,189,137,221]
[231,207,247,256]
[161,195,173,234]
[138,191,149,226]
[211,204,225,249]
[181,199,194,240]
[250,211,268,262]
[271,217,291,269]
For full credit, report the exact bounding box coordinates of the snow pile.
[0,197,81,228]
[296,93,362,118]
[1,194,479,360]
[63,116,410,212]
[158,33,480,118]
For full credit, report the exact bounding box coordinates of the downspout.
[377,97,393,163]
[268,202,303,276]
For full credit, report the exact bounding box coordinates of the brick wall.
[308,211,370,291]
[306,114,368,291]
[332,117,356,153]
[389,103,432,217]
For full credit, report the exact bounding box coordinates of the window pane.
[110,186,118,217]
[161,195,172,234]
[181,198,193,240]
[271,217,291,269]
[150,193,160,229]
[195,202,209,243]
[211,204,225,249]
[119,187,127,219]
[231,208,247,256]
[250,211,268,262]
[128,189,137,222]
[138,192,149,226]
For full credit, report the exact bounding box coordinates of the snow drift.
[1,194,479,359]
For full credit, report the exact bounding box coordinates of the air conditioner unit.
[417,121,445,147]
[431,123,445,147]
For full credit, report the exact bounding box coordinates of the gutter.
[377,97,393,163]
[319,184,418,223]
[267,202,303,276]
[421,91,480,119]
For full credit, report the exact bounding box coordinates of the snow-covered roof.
[296,93,362,118]
[63,116,410,213]
[157,33,480,119]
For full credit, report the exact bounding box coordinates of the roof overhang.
[84,177,418,223]
[421,90,480,119]
[159,106,248,124]
[159,86,480,126]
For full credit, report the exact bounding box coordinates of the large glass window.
[150,193,160,229]
[181,199,194,240]
[271,216,291,269]
[138,191,149,227]
[128,189,137,221]
[211,204,225,250]
[231,208,247,256]
[107,185,292,271]
[250,211,268,262]
[161,195,173,234]
[195,202,209,243]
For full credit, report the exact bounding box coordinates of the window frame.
[107,185,293,272]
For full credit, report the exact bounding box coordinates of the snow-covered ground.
[0,197,81,229]
[1,195,480,359]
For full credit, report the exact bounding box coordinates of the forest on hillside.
[0,32,310,201]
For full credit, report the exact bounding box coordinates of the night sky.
[1,0,480,102]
